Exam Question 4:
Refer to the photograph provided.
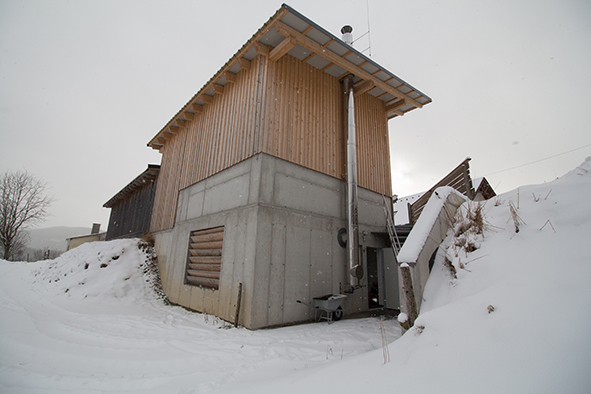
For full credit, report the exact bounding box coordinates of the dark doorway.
[367,247,383,309]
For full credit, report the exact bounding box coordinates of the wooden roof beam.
[202,95,213,104]
[302,52,316,63]
[254,41,269,56]
[386,100,406,117]
[321,62,334,72]
[302,25,314,35]
[342,50,353,59]
[238,57,251,70]
[213,84,224,95]
[387,109,404,118]
[224,72,237,84]
[275,20,423,109]
[192,103,204,113]
[184,112,195,121]
[354,80,374,96]
[322,38,335,48]
[269,37,296,62]
[386,99,407,112]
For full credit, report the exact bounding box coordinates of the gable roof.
[148,3,432,149]
[472,176,497,200]
[103,165,160,208]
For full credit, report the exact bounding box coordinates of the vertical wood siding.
[354,93,393,196]
[150,131,186,232]
[151,53,392,232]
[262,55,343,180]
[106,179,158,240]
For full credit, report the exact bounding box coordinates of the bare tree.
[0,171,52,260]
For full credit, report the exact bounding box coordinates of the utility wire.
[484,142,591,176]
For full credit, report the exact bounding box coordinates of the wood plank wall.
[150,58,263,232]
[409,159,474,224]
[150,53,393,233]
[262,55,343,179]
[106,179,158,240]
[354,93,392,196]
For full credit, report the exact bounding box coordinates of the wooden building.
[103,165,160,241]
[147,4,431,329]
[472,177,497,201]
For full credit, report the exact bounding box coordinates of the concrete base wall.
[154,153,391,329]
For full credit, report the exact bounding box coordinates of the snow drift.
[31,238,163,302]
[2,158,591,393]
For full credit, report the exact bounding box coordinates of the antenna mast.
[352,0,372,56]
[366,0,372,57]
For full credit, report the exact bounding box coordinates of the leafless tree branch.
[0,171,52,260]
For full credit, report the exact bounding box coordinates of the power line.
[484,142,591,176]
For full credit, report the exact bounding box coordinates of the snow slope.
[0,240,401,393]
[1,158,591,393]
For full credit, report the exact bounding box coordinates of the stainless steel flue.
[344,75,361,287]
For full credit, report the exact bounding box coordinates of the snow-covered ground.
[2,158,591,393]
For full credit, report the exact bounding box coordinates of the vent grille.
[185,226,224,289]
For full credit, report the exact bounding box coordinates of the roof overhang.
[103,164,160,208]
[148,3,432,150]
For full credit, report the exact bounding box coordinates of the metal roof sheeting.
[148,3,431,149]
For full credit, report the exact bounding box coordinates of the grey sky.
[1,0,590,229]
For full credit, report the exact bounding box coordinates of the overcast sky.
[1,0,590,230]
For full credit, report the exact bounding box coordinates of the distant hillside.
[25,226,92,251]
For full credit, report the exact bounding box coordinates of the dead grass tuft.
[508,201,525,233]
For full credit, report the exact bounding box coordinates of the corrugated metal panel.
[279,11,310,33]
[306,54,331,69]
[286,43,313,61]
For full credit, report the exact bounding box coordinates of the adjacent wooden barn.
[147,4,431,329]
[103,165,160,241]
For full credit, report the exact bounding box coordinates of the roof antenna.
[352,0,372,56]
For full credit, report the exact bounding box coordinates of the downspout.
[342,25,362,288]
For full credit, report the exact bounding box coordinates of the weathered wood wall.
[106,178,158,240]
[150,53,392,233]
[409,158,475,224]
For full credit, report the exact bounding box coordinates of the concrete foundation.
[154,153,398,329]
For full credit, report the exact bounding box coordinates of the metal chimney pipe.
[344,75,361,287]
[341,25,353,46]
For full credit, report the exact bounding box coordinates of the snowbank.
[1,158,591,393]
[0,239,402,393]
[30,238,162,302]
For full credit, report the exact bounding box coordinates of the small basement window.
[185,226,224,290]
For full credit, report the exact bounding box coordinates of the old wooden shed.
[103,165,160,241]
[147,4,431,329]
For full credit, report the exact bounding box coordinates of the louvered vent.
[185,226,224,289]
